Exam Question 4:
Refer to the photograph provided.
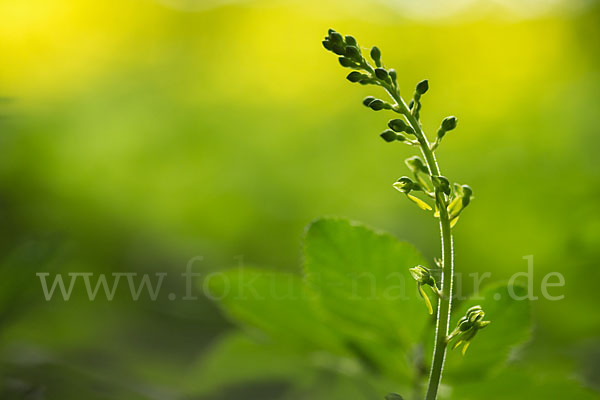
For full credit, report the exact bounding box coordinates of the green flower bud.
[374,68,388,80]
[344,35,357,46]
[441,116,458,131]
[370,46,382,67]
[345,45,361,60]
[388,68,397,83]
[329,31,344,46]
[331,44,346,56]
[327,28,335,35]
[338,57,356,68]
[368,99,385,110]
[408,99,414,110]
[380,129,397,142]
[346,71,365,83]
[388,119,408,132]
[362,96,376,107]
[322,40,332,51]
[416,79,429,95]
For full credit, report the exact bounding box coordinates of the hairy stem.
[383,85,455,400]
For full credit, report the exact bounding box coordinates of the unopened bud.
[441,116,458,131]
[362,96,376,107]
[329,31,344,46]
[368,99,385,110]
[375,68,388,80]
[416,79,429,95]
[344,35,357,46]
[345,46,361,60]
[380,129,397,142]
[370,46,382,67]
[388,69,397,83]
[338,57,356,68]
[388,119,408,133]
[346,71,365,83]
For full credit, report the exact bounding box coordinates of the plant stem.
[383,85,455,400]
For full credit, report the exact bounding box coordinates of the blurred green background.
[0,0,599,398]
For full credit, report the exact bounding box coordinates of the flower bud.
[374,68,388,80]
[338,57,356,68]
[388,119,408,133]
[388,69,397,83]
[362,96,376,107]
[368,99,385,110]
[329,31,344,46]
[380,129,397,142]
[416,79,429,95]
[346,71,365,83]
[345,46,361,60]
[441,116,457,131]
[370,46,382,67]
[344,35,357,47]
[331,44,346,56]
[322,40,332,51]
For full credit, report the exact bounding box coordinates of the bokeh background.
[1,0,599,398]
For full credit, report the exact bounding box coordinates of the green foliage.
[194,218,541,399]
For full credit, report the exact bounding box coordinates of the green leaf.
[303,217,431,380]
[208,267,346,354]
[443,282,532,382]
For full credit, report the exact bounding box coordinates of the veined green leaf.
[303,217,431,381]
